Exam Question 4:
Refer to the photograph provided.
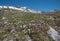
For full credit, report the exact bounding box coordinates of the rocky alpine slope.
[0,6,60,41]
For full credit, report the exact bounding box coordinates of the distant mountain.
[0,6,60,14]
[0,6,42,14]
[46,10,60,14]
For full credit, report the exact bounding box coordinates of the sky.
[0,0,60,12]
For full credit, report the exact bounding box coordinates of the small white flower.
[2,17,6,19]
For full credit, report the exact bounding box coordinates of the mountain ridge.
[0,6,42,14]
